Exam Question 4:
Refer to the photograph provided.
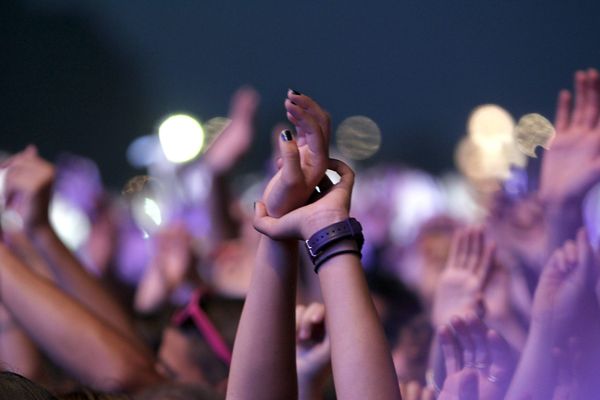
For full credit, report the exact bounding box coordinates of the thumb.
[253,201,301,240]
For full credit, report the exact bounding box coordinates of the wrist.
[301,210,349,240]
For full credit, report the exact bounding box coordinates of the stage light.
[158,114,205,163]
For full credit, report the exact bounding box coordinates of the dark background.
[2,0,600,188]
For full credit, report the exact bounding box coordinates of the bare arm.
[0,243,162,393]
[253,159,402,400]
[227,90,331,400]
[227,237,299,400]
[4,147,141,344]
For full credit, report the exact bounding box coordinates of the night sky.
[3,0,600,187]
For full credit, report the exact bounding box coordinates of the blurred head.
[0,371,57,400]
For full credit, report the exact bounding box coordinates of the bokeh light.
[123,175,164,237]
[158,114,205,163]
[203,117,231,150]
[468,104,515,150]
[336,116,382,160]
[514,113,555,158]
[50,196,92,250]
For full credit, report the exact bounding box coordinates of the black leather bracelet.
[305,218,364,267]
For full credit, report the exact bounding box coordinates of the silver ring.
[487,374,501,383]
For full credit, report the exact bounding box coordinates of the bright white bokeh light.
[468,104,514,151]
[50,196,92,250]
[143,197,162,226]
[158,114,205,163]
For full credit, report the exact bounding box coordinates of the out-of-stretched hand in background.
[296,302,331,400]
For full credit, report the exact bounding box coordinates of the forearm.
[30,224,140,343]
[0,245,161,392]
[0,304,43,380]
[318,251,401,400]
[227,236,299,400]
[506,326,556,400]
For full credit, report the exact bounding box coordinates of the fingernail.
[281,129,293,142]
[290,89,302,95]
[253,201,256,211]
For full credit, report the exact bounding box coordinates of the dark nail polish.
[281,129,293,142]
[290,89,302,95]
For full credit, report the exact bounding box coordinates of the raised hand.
[296,303,331,400]
[262,90,331,217]
[540,68,600,206]
[438,312,515,400]
[3,146,54,232]
[254,158,353,241]
[431,227,495,327]
[203,87,260,175]
[531,229,596,344]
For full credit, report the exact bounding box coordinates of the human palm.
[540,69,600,205]
[263,90,331,217]
[531,229,596,343]
[432,227,494,327]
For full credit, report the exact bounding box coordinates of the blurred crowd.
[2,69,600,400]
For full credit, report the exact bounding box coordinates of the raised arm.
[226,89,330,400]
[253,159,401,400]
[4,147,140,344]
[506,229,598,400]
[539,69,600,255]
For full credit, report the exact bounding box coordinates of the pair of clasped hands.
[253,89,353,245]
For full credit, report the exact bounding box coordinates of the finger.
[301,303,326,341]
[487,329,513,384]
[229,86,259,121]
[439,325,462,374]
[457,370,478,400]
[327,159,355,193]
[295,304,306,336]
[278,129,303,184]
[576,228,593,279]
[464,312,490,369]
[446,227,462,268]
[584,69,600,128]
[555,89,572,133]
[554,248,573,275]
[466,227,483,272]
[299,308,314,341]
[285,99,326,157]
[477,241,496,289]
[287,90,331,143]
[253,201,300,240]
[572,70,588,129]
[305,302,326,324]
[421,387,435,400]
[563,240,578,266]
[454,229,469,270]
[403,381,422,400]
[450,316,475,367]
[23,145,38,158]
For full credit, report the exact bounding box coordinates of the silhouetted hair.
[0,371,58,400]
